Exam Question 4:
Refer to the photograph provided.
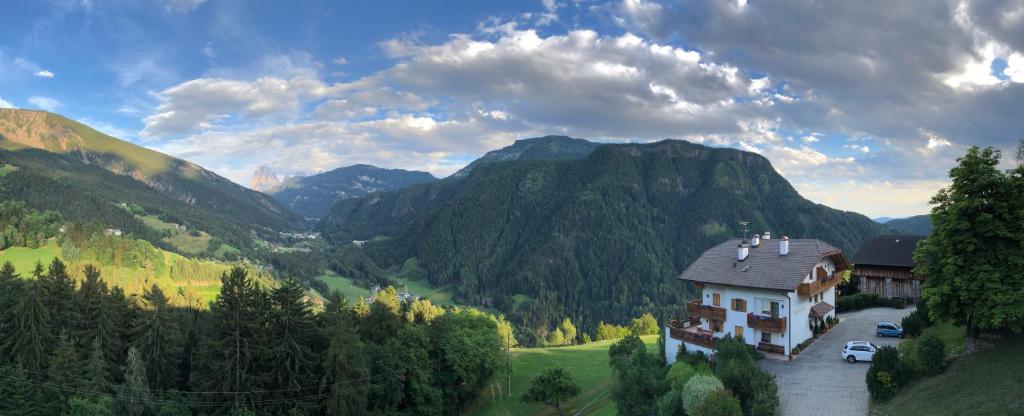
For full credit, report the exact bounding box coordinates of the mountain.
[885,214,932,235]
[0,109,304,250]
[319,139,889,336]
[452,135,599,177]
[251,165,281,192]
[873,217,894,224]
[268,164,436,219]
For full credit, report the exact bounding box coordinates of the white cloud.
[33,70,54,79]
[201,43,216,59]
[332,57,348,65]
[141,76,344,138]
[28,96,61,111]
[1006,52,1024,83]
[843,144,871,153]
[800,135,819,143]
[0,97,14,108]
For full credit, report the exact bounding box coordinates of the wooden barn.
[852,235,927,304]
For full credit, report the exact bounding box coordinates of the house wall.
[663,327,715,365]
[789,257,840,349]
[701,284,791,353]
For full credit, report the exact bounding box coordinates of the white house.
[665,234,849,362]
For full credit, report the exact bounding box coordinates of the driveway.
[759,306,915,416]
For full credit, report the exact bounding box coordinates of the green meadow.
[469,335,659,416]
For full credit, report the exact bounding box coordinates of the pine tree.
[85,338,113,396]
[41,258,76,336]
[135,284,180,393]
[105,286,133,382]
[117,347,151,416]
[266,279,318,413]
[75,265,108,347]
[11,272,52,379]
[191,267,268,413]
[0,262,24,363]
[320,296,370,415]
[48,330,84,414]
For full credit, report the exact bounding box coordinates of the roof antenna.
[739,221,750,243]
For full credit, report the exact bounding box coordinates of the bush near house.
[836,293,904,312]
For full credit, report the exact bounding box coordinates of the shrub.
[630,313,659,336]
[666,362,697,390]
[717,359,779,416]
[681,350,708,367]
[657,389,686,416]
[713,336,757,367]
[918,334,946,376]
[901,311,924,337]
[609,335,645,372]
[837,293,903,312]
[692,389,743,416]
[916,301,932,326]
[866,346,906,401]
[682,375,724,414]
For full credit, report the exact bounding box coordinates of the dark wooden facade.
[855,265,924,303]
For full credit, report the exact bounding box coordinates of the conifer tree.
[266,279,318,412]
[11,272,52,379]
[320,295,370,415]
[117,347,151,416]
[41,258,76,336]
[192,267,268,413]
[48,330,84,414]
[135,284,180,393]
[85,338,113,396]
[0,262,23,362]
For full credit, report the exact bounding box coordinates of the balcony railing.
[747,313,787,333]
[797,274,840,297]
[686,299,726,321]
[667,320,716,349]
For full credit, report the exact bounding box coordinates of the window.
[761,332,771,343]
[712,293,721,306]
[731,298,747,312]
[735,326,744,338]
[710,320,723,332]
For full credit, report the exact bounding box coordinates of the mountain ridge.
[319,138,890,335]
[268,164,436,219]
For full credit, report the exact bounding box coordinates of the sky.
[1,0,1022,218]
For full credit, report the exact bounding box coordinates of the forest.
[0,259,508,415]
[320,140,889,341]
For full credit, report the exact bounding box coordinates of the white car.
[842,341,879,363]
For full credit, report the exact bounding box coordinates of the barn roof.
[852,235,926,268]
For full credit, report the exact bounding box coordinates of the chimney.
[763,231,771,240]
[738,242,750,261]
[779,236,790,256]
[751,234,761,247]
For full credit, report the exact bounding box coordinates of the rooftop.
[678,238,848,291]
[852,235,926,268]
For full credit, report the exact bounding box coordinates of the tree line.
[0,259,507,415]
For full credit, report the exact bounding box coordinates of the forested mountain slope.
[269,164,435,218]
[0,109,304,250]
[451,135,599,177]
[885,214,932,235]
[321,140,889,336]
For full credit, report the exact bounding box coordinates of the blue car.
[876,321,904,338]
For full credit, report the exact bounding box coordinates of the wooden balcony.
[747,313,787,333]
[686,299,726,321]
[797,274,840,297]
[668,320,716,349]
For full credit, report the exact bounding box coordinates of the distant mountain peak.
[268,164,435,219]
[452,135,600,177]
[251,165,281,192]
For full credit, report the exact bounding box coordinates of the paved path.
[759,307,914,416]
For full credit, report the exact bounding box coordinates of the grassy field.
[874,332,1023,416]
[468,335,659,416]
[898,321,966,359]
[317,270,372,301]
[0,242,63,273]
[139,214,240,259]
[0,241,264,307]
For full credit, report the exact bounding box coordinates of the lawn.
[468,335,659,416]
[139,214,239,258]
[317,270,372,301]
[0,242,62,274]
[874,332,1024,416]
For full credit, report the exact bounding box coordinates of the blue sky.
[1,0,1022,218]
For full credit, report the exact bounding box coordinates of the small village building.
[852,235,926,304]
[665,234,850,361]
